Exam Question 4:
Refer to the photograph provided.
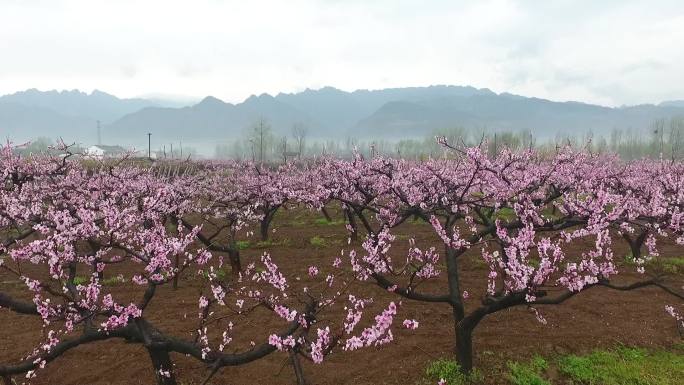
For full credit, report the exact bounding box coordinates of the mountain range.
[2,86,684,153]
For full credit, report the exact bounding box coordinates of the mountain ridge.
[2,86,684,150]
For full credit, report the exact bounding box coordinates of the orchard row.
[1,141,683,384]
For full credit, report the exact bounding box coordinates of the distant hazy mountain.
[2,86,684,152]
[0,89,181,122]
[660,100,684,108]
[107,94,314,147]
[0,89,191,145]
[0,102,95,143]
[354,93,684,138]
[105,85,521,145]
[109,85,684,144]
[273,85,495,134]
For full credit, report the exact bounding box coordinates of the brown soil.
[1,208,682,385]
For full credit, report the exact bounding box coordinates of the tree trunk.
[88,240,104,281]
[228,247,242,276]
[629,240,642,261]
[447,248,471,372]
[444,241,476,374]
[321,206,332,222]
[345,208,358,242]
[623,230,648,261]
[455,323,475,374]
[289,350,308,385]
[172,255,180,290]
[147,347,177,385]
[170,215,181,290]
[260,210,275,241]
[445,247,465,320]
[454,309,489,375]
[92,260,103,281]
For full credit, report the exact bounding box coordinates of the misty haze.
[4,86,684,160]
[1,2,683,385]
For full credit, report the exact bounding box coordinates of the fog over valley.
[3,85,684,158]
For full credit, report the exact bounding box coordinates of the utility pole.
[147,133,151,160]
[493,133,498,157]
[529,131,533,151]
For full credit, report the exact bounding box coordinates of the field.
[1,205,682,384]
[1,145,684,385]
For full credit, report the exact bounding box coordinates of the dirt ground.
[1,207,682,385]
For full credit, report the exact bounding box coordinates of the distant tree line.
[16,116,684,161]
[215,116,684,161]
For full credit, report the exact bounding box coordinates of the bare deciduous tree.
[291,123,308,159]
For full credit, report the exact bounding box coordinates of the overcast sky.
[1,0,682,106]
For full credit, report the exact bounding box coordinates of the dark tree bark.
[444,245,474,373]
[169,215,181,290]
[260,218,270,241]
[289,351,308,385]
[455,323,475,374]
[228,247,242,276]
[344,208,358,242]
[87,240,104,281]
[321,207,332,222]
[445,247,465,321]
[147,347,177,385]
[259,206,280,241]
[622,230,648,261]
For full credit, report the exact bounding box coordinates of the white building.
[84,145,128,159]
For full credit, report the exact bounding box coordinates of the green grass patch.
[541,207,562,220]
[309,236,328,248]
[202,268,227,280]
[499,347,684,385]
[558,346,684,385]
[494,207,517,221]
[507,356,549,385]
[313,218,329,225]
[248,239,292,249]
[72,276,88,285]
[666,257,684,266]
[624,254,684,274]
[254,240,275,248]
[469,256,490,270]
[313,218,346,226]
[660,257,684,274]
[102,275,125,286]
[425,358,482,385]
[410,216,429,224]
[236,240,251,250]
